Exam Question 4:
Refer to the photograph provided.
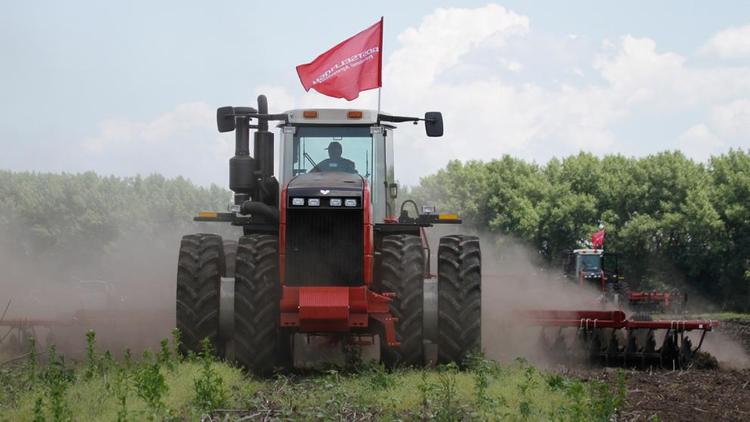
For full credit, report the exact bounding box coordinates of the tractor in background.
[563,236,687,313]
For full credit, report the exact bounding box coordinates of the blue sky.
[2,1,750,185]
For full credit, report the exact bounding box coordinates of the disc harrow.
[523,310,718,369]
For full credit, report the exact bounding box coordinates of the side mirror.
[217,106,236,133]
[424,112,443,137]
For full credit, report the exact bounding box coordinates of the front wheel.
[373,234,425,367]
[233,234,285,375]
[437,235,481,364]
[176,233,225,357]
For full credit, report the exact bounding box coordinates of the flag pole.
[377,17,383,118]
[377,87,382,116]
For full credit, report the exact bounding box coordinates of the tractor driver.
[311,141,357,173]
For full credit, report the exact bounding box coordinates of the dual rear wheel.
[176,232,482,373]
[176,233,282,374]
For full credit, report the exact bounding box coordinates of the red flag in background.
[296,18,383,101]
[592,230,606,249]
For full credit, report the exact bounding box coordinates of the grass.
[653,312,750,322]
[692,312,750,321]
[0,333,627,421]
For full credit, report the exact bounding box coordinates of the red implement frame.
[628,291,685,309]
[522,310,718,331]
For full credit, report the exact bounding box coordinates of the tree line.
[0,171,231,282]
[1,149,748,310]
[413,150,750,310]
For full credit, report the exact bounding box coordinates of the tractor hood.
[286,172,364,198]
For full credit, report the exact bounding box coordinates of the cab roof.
[284,109,380,125]
[573,248,604,255]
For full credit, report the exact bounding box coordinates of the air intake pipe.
[240,200,279,223]
[229,110,257,206]
[219,95,280,209]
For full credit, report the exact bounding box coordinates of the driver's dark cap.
[325,141,342,151]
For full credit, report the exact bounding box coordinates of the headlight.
[344,198,357,207]
[291,198,305,206]
[329,198,342,207]
[308,198,320,207]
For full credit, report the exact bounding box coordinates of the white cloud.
[676,124,724,161]
[709,99,750,138]
[377,8,750,184]
[701,24,750,59]
[384,4,529,92]
[79,102,230,186]
[49,5,750,187]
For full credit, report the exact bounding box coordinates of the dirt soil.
[569,318,750,421]
[610,369,749,421]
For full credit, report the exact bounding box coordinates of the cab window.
[292,127,373,186]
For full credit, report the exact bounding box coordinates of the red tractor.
[176,96,481,374]
[563,243,686,313]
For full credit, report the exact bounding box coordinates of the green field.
[692,312,750,322]
[653,312,750,322]
[0,333,626,421]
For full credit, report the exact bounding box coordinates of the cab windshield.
[292,127,373,185]
[579,254,601,271]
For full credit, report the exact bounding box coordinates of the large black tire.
[437,235,481,364]
[374,234,425,367]
[233,234,284,375]
[176,233,225,357]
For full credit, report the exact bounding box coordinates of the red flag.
[592,230,606,249]
[296,18,383,101]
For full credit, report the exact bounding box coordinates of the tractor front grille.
[285,208,363,286]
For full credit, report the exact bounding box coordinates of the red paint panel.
[278,284,400,346]
[299,287,350,320]
[348,287,369,313]
[299,320,351,332]
[366,289,392,314]
[280,286,299,312]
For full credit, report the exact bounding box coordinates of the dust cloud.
[477,234,611,366]
[472,233,750,369]
[0,224,238,361]
[701,331,750,369]
[2,218,747,370]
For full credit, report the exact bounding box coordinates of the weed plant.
[0,331,629,421]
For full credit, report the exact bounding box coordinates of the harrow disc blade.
[679,336,693,368]
[659,333,679,370]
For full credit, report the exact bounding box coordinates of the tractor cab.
[574,249,603,279]
[278,109,397,223]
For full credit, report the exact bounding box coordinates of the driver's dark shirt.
[314,158,357,173]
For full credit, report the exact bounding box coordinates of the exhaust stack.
[219,95,279,208]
